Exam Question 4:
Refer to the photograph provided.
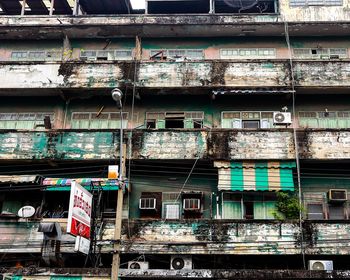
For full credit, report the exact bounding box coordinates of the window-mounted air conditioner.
[170,255,192,270]
[328,189,347,203]
[183,198,200,211]
[139,198,156,210]
[308,260,333,271]
[128,261,149,270]
[273,112,292,125]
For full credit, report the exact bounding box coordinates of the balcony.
[1,60,350,91]
[0,129,349,161]
[1,218,350,256]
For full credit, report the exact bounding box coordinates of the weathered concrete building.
[1,0,350,279]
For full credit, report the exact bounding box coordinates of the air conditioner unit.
[273,112,292,125]
[139,198,156,210]
[128,261,149,270]
[328,189,347,202]
[309,260,333,271]
[170,255,192,270]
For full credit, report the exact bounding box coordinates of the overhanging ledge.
[119,269,350,278]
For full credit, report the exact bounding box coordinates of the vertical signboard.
[108,165,119,179]
[67,181,93,239]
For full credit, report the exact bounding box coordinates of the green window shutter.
[223,201,242,219]
[90,120,105,129]
[70,121,80,129]
[299,118,318,128]
[264,201,277,220]
[157,119,165,129]
[184,119,194,128]
[122,120,128,129]
[17,121,35,129]
[109,120,120,129]
[0,121,7,129]
[317,119,337,128]
[79,120,90,129]
[222,119,232,128]
[253,202,265,219]
[254,201,277,220]
[338,119,350,128]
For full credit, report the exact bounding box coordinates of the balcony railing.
[0,129,349,160]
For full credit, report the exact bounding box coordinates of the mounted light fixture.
[111,88,123,109]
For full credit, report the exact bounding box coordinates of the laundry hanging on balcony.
[214,161,295,192]
[42,177,121,191]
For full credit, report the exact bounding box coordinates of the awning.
[214,161,295,192]
[43,178,120,191]
[0,175,40,184]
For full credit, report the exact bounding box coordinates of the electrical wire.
[284,21,306,269]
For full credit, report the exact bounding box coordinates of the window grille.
[290,0,342,6]
[183,198,200,210]
[221,111,274,129]
[162,192,179,201]
[328,205,345,220]
[71,112,128,129]
[150,49,204,60]
[139,198,156,209]
[80,49,133,61]
[220,48,276,59]
[10,50,62,61]
[307,204,324,220]
[293,48,347,59]
[0,112,54,129]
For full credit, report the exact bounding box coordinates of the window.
[293,48,347,59]
[307,204,324,220]
[290,0,343,6]
[10,50,62,61]
[71,112,128,129]
[221,111,274,129]
[222,192,277,220]
[220,48,276,59]
[145,111,204,129]
[150,49,204,60]
[0,112,54,129]
[80,49,133,61]
[299,111,350,128]
[164,204,180,219]
[139,198,156,210]
[162,192,180,219]
[242,120,260,129]
[328,205,345,220]
[183,198,200,210]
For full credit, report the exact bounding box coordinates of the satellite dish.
[17,206,35,218]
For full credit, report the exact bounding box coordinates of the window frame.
[139,197,157,210]
[221,111,274,129]
[79,49,133,61]
[183,198,201,210]
[10,50,62,61]
[293,48,347,59]
[71,111,129,129]
[149,49,204,60]
[145,111,204,129]
[220,48,276,59]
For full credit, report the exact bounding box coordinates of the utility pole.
[111,89,126,280]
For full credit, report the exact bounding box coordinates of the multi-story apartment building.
[0,0,350,279]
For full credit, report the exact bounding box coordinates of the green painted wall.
[129,175,217,219]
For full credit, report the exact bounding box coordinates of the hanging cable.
[284,21,306,269]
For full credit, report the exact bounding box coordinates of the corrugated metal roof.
[0,175,39,184]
